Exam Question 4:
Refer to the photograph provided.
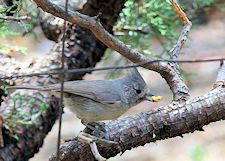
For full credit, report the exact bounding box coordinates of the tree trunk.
[0,0,125,160]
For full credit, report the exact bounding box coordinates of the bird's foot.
[77,132,118,161]
[82,121,107,139]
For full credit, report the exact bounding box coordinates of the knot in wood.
[213,81,225,89]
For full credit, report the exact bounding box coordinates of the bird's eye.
[136,89,142,94]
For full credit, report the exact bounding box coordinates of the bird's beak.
[145,93,163,102]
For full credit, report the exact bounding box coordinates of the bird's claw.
[83,121,108,139]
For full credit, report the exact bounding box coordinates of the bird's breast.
[63,95,129,122]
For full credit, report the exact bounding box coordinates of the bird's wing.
[48,80,121,104]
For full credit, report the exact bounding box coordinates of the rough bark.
[49,58,225,161]
[40,0,125,80]
[0,0,125,160]
[49,86,225,161]
[29,0,225,160]
[1,0,224,161]
[48,51,225,161]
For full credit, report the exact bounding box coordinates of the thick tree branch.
[49,57,225,161]
[49,86,225,161]
[0,0,125,160]
[0,1,223,160]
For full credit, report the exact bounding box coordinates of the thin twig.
[169,0,190,25]
[169,24,191,59]
[77,132,117,146]
[164,0,192,101]
[214,61,225,88]
[0,58,224,80]
[0,16,31,22]
[169,0,192,59]
[0,115,4,148]
[113,26,150,35]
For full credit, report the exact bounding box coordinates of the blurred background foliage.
[113,0,222,56]
[0,1,225,160]
[0,0,222,52]
[0,0,39,37]
[0,0,223,78]
[0,0,39,55]
[103,0,223,78]
[0,0,223,72]
[115,0,221,55]
[190,144,207,161]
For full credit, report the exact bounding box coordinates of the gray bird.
[8,68,162,125]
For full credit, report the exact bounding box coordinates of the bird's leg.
[81,120,107,138]
[86,122,106,132]
[77,132,118,161]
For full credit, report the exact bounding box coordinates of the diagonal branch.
[49,85,225,161]
[49,57,225,161]
[33,0,189,101]
[33,0,145,63]
[169,0,192,59]
[170,0,191,25]
[169,24,191,59]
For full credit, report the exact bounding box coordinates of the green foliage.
[0,0,22,38]
[115,0,178,55]
[102,0,217,78]
[21,0,40,33]
[0,44,28,55]
[0,0,39,38]
[0,89,50,140]
[115,0,216,56]
[190,144,207,161]
[0,22,19,38]
[5,92,49,127]
[191,0,215,8]
[0,0,39,57]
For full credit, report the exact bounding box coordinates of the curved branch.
[33,0,190,101]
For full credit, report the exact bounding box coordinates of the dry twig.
[0,16,31,22]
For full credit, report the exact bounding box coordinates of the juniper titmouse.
[8,68,162,125]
